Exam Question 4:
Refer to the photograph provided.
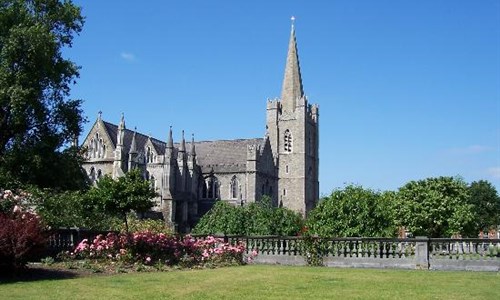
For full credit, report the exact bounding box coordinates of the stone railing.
[218,235,500,271]
[429,238,500,271]
[46,228,118,257]
[47,231,500,271]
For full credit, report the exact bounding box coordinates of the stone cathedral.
[81,25,319,232]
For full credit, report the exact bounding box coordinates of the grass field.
[1,265,499,299]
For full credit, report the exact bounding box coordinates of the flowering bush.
[71,231,257,268]
[0,189,48,271]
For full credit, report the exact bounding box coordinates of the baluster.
[382,241,387,258]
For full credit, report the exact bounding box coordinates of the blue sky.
[68,0,500,195]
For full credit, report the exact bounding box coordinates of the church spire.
[117,113,125,146]
[190,134,196,156]
[179,130,186,152]
[167,126,173,149]
[281,17,304,112]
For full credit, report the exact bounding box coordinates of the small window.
[283,189,287,196]
[89,167,95,183]
[230,176,239,199]
[151,175,156,190]
[284,130,292,153]
[286,165,289,173]
[146,147,152,163]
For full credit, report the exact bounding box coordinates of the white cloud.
[120,52,136,62]
[487,167,500,179]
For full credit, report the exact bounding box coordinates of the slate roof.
[101,120,264,172]
[103,121,167,155]
[194,138,265,172]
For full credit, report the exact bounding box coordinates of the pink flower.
[13,205,21,213]
[145,256,151,263]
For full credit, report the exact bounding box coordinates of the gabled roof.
[99,120,264,171]
[103,121,167,155]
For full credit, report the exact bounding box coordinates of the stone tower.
[266,22,319,215]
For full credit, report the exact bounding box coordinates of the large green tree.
[29,189,120,230]
[193,196,303,236]
[394,177,475,237]
[468,180,500,232]
[305,185,397,237]
[0,0,86,190]
[86,169,157,232]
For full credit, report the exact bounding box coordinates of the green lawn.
[1,265,499,299]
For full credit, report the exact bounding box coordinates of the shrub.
[121,215,174,235]
[29,188,121,230]
[0,189,48,271]
[71,231,252,268]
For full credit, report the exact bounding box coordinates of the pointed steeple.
[190,134,196,156]
[167,126,173,149]
[118,113,125,130]
[281,17,304,112]
[117,113,125,146]
[179,130,186,152]
[130,127,137,153]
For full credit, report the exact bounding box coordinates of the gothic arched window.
[97,169,102,180]
[150,175,156,190]
[89,167,95,183]
[202,181,208,198]
[88,132,106,159]
[146,147,152,163]
[230,176,239,199]
[204,176,219,199]
[284,130,292,153]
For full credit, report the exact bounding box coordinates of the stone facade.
[81,25,319,232]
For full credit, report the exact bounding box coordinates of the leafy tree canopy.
[29,189,120,230]
[394,176,475,238]
[87,169,157,232]
[468,180,500,232]
[193,196,303,236]
[0,0,87,190]
[305,184,397,237]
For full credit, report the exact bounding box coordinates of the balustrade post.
[415,236,429,269]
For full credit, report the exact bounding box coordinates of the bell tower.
[266,19,319,215]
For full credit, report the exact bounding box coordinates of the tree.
[87,169,157,232]
[468,180,500,232]
[305,185,397,237]
[192,200,244,235]
[193,196,303,236]
[29,189,120,230]
[394,177,474,237]
[0,0,86,190]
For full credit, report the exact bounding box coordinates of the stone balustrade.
[47,230,500,271]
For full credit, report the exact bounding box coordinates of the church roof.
[103,121,167,155]
[194,138,265,172]
[100,120,264,172]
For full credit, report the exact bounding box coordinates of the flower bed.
[63,231,257,271]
